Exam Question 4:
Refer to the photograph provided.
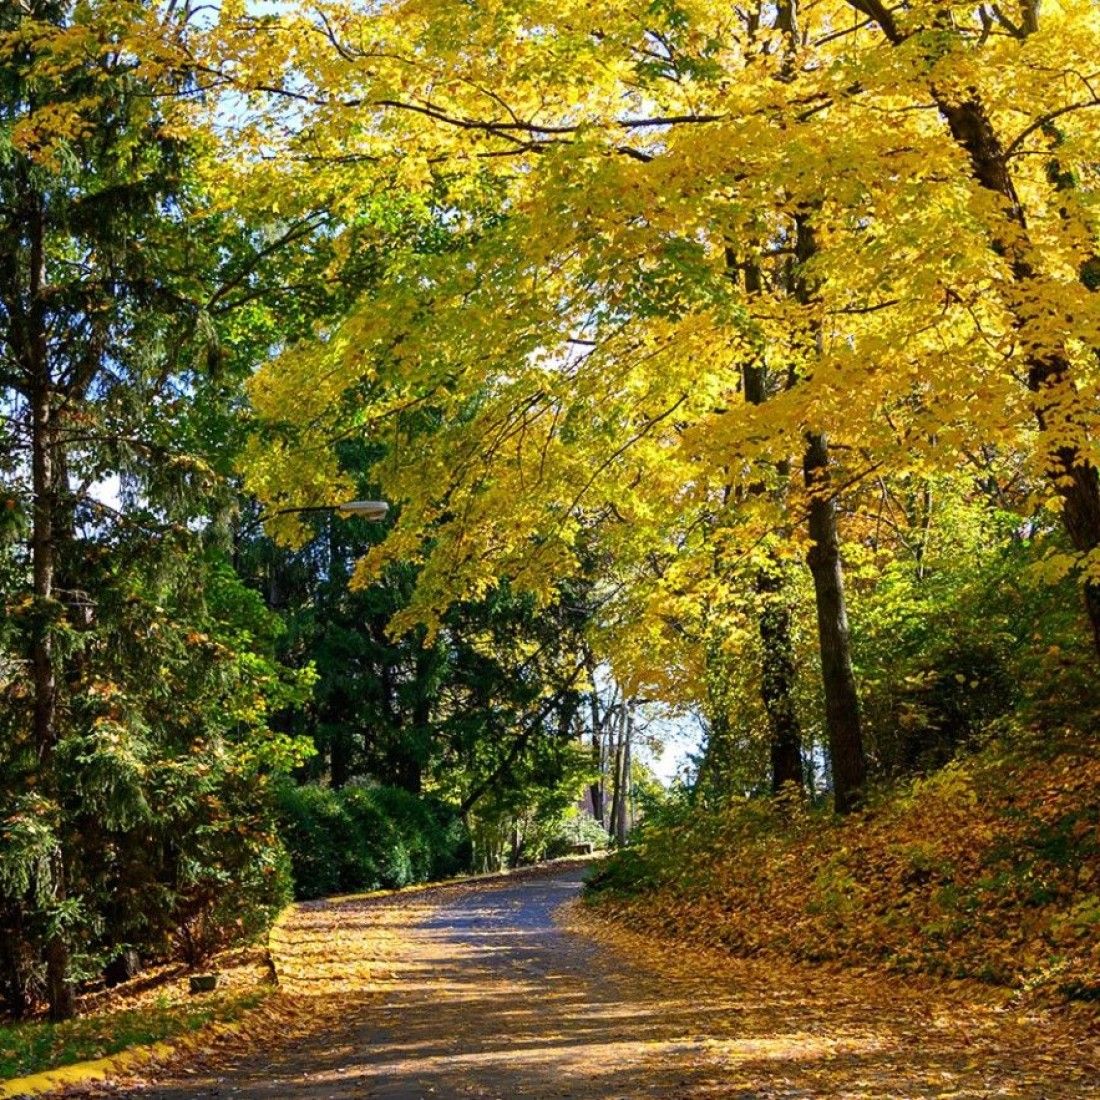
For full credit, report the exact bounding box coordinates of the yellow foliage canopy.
[187,0,1100,689]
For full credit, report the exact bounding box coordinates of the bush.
[166,771,295,967]
[848,506,1097,780]
[274,782,471,900]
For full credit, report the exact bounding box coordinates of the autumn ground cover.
[586,730,1100,1008]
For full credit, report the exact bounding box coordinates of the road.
[70,865,1097,1098]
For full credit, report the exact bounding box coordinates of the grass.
[0,968,272,1081]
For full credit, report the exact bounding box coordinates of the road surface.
[67,865,1097,1098]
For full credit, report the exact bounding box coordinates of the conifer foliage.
[0,1,311,1020]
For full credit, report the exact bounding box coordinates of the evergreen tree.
[0,0,313,1019]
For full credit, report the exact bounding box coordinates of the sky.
[631,709,702,787]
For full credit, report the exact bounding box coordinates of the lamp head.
[336,500,390,521]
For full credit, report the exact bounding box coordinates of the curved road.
[75,866,1096,1099]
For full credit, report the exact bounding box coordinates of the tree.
[1,0,195,1017]
[834,0,1100,656]
[0,0,318,1018]
[205,0,1099,814]
[240,509,448,793]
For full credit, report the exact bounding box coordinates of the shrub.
[50,760,300,977]
[274,782,471,900]
[265,785,349,901]
[172,840,293,968]
[541,812,611,860]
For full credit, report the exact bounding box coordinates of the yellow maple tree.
[193,0,1100,806]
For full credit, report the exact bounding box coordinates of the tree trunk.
[586,680,605,823]
[757,564,805,792]
[509,820,522,867]
[804,431,867,814]
[614,709,632,845]
[330,730,351,789]
[739,261,805,794]
[590,726,604,823]
[103,948,141,989]
[403,649,433,796]
[933,93,1100,657]
[396,753,422,796]
[789,215,867,813]
[696,701,731,800]
[27,193,75,1021]
[607,706,624,841]
[583,653,613,824]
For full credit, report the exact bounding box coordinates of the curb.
[0,945,286,1100]
[0,1001,271,1100]
[0,991,277,1100]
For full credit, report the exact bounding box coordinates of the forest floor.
[51,864,1098,1099]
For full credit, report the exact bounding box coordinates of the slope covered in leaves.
[586,729,1100,1005]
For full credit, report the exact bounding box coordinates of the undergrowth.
[586,726,1100,1004]
[274,782,471,900]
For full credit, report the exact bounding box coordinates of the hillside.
[587,730,1100,1006]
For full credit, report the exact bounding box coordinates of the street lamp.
[335,499,390,521]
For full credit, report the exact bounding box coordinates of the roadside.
[0,945,274,1096]
[0,861,594,1098]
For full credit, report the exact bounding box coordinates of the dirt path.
[64,865,1097,1098]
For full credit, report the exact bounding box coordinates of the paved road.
[70,866,1098,1098]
